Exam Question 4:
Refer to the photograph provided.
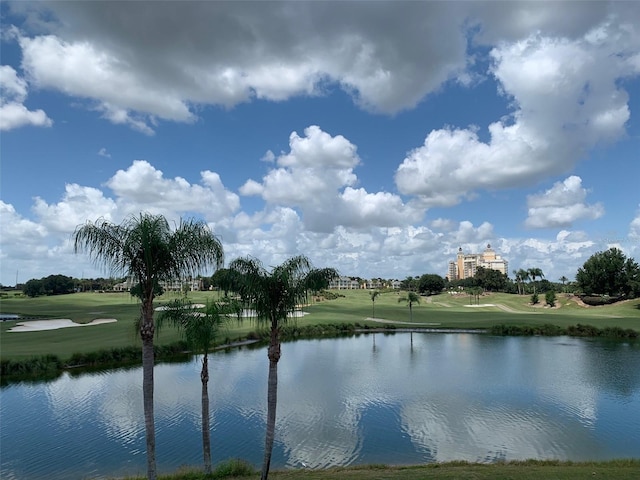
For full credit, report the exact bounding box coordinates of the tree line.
[399,248,639,301]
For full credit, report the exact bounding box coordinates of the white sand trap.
[8,318,117,332]
[464,303,496,307]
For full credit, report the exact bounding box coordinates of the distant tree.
[400,276,418,291]
[474,267,507,292]
[545,290,556,307]
[576,248,640,297]
[514,269,530,295]
[370,290,380,318]
[469,286,482,305]
[398,291,420,321]
[531,292,539,305]
[559,275,569,292]
[22,275,74,296]
[23,279,44,297]
[527,268,544,294]
[418,274,445,295]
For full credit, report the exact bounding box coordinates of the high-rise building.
[447,244,508,281]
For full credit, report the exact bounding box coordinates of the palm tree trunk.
[201,354,212,474]
[140,304,156,480]
[261,326,281,480]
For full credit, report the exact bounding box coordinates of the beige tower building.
[447,244,508,281]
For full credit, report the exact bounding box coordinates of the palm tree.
[559,275,569,293]
[398,291,420,321]
[227,255,337,480]
[160,299,226,474]
[516,268,530,295]
[73,213,224,480]
[528,267,544,294]
[512,269,522,295]
[370,290,380,318]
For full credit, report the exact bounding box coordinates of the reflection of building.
[447,244,508,281]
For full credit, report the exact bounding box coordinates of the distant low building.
[447,244,508,281]
[112,276,202,292]
[328,276,401,290]
[329,276,361,290]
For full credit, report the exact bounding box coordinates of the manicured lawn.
[1,289,639,360]
[118,459,640,480]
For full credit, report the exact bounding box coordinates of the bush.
[531,293,539,305]
[0,354,62,377]
[211,458,256,478]
[545,291,556,307]
[581,295,623,306]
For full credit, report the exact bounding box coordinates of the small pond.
[1,333,639,479]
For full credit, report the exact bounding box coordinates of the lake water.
[2,333,640,479]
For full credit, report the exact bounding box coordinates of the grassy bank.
[118,459,640,480]
[1,289,638,362]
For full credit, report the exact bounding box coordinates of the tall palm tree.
[398,291,420,321]
[160,299,226,474]
[528,267,544,294]
[370,290,380,318]
[227,255,337,480]
[73,213,224,480]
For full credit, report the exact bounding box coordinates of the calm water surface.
[2,333,640,479]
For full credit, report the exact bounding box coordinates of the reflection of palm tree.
[398,291,420,322]
[74,213,223,480]
[227,256,337,480]
[370,290,380,318]
[161,300,226,474]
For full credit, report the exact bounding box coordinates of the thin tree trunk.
[261,326,281,480]
[201,354,212,474]
[140,303,156,480]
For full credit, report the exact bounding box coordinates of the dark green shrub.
[545,291,556,307]
[211,458,256,478]
[581,295,622,306]
[531,293,539,305]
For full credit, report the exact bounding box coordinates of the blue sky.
[1,1,639,287]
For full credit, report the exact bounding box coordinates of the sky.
[1,1,639,287]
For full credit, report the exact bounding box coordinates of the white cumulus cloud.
[0,65,52,130]
[395,20,637,206]
[241,126,423,232]
[525,176,604,229]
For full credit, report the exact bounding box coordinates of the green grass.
[116,459,640,480]
[1,289,638,361]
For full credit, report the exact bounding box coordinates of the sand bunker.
[8,318,117,332]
